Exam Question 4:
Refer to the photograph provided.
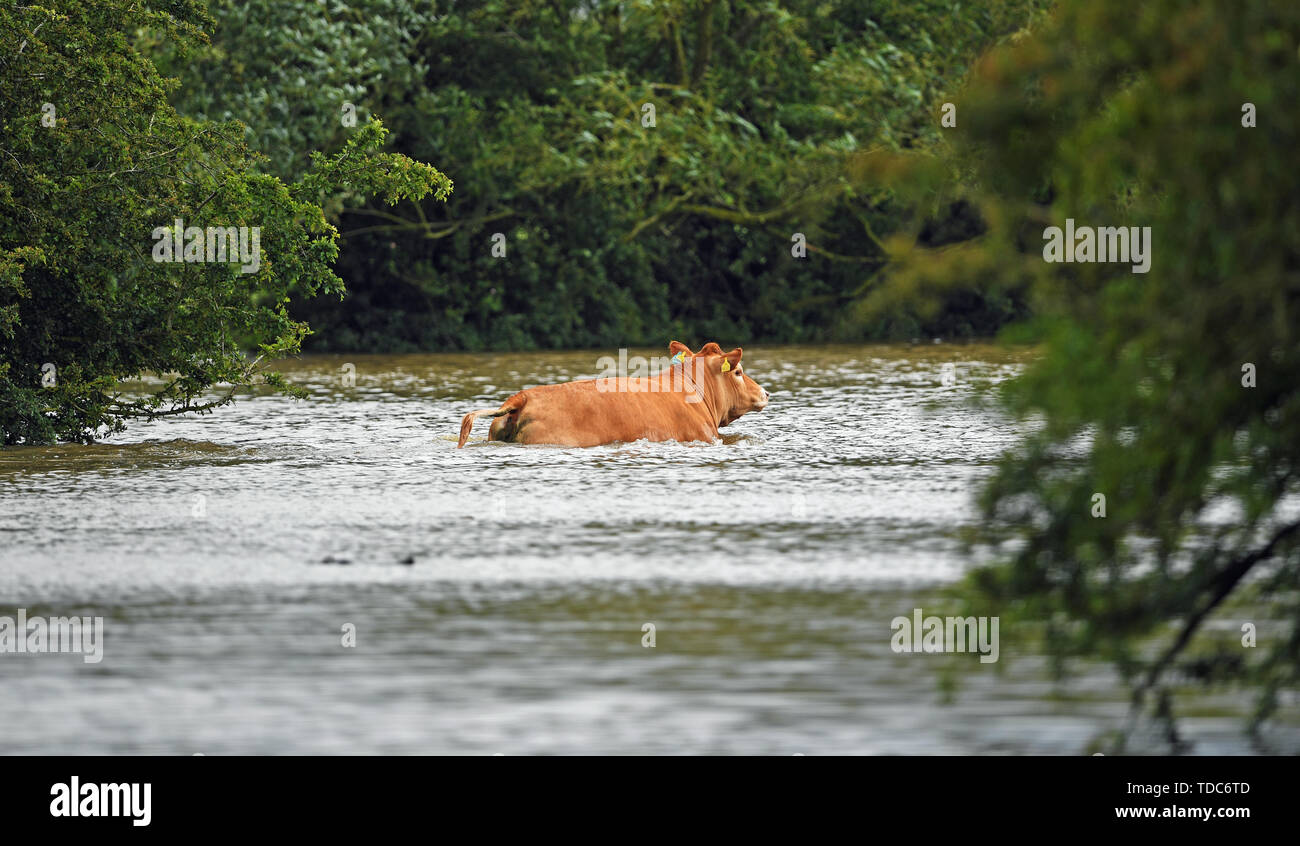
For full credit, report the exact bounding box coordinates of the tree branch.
[1129,519,1300,723]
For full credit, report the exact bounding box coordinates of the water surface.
[0,344,1288,753]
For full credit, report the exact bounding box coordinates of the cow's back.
[493,377,715,447]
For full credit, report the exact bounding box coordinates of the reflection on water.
[0,344,1290,753]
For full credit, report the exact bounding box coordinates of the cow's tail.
[457,399,521,448]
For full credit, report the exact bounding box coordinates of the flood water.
[0,344,1290,754]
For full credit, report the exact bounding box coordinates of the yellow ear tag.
[721,359,731,372]
[672,351,686,365]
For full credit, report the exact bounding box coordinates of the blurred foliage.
[0,1,449,443]
[891,0,1300,747]
[154,0,1050,351]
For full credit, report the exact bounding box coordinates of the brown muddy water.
[0,344,1291,754]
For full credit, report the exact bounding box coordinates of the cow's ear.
[699,342,724,356]
[722,348,743,372]
[668,340,694,357]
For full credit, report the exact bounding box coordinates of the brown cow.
[456,341,770,447]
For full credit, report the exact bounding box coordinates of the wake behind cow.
[456,341,770,448]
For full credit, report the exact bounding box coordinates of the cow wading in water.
[457,341,770,448]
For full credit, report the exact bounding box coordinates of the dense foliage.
[156,0,1049,351]
[0,1,449,443]
[893,0,1300,746]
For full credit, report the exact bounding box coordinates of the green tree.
[157,0,1049,352]
[0,1,450,444]
[883,0,1300,747]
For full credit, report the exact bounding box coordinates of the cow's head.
[669,341,770,425]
